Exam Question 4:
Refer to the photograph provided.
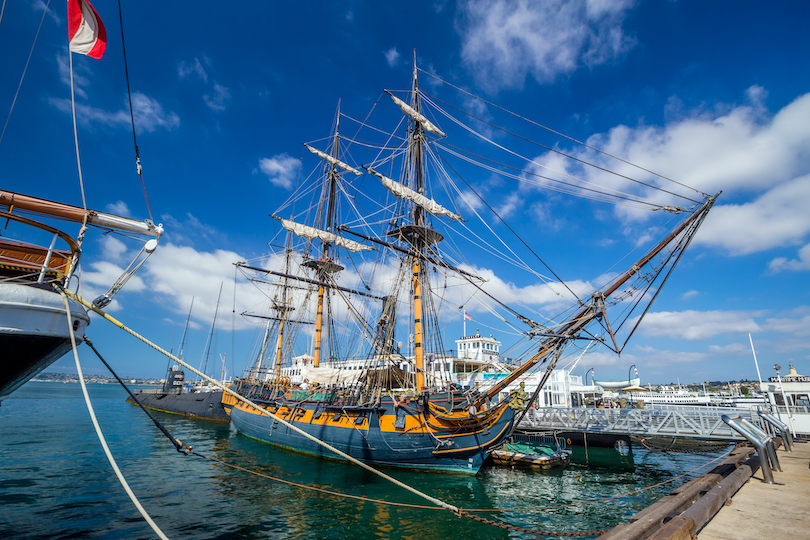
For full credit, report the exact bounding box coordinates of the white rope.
[69,51,90,242]
[62,288,461,514]
[60,292,170,540]
[0,0,50,149]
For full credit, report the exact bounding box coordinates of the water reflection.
[0,383,732,540]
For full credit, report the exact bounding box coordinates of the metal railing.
[760,412,794,452]
[722,414,778,484]
[520,406,764,441]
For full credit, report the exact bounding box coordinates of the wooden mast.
[410,62,427,392]
[273,241,295,376]
[312,101,341,368]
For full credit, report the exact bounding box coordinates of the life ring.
[566,438,572,446]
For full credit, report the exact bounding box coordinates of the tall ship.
[224,63,719,473]
[0,191,162,402]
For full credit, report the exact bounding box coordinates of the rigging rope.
[416,68,708,197]
[88,347,740,538]
[436,151,584,307]
[60,292,170,540]
[116,0,154,222]
[60,288,461,514]
[0,0,50,149]
[69,50,89,235]
[422,92,699,207]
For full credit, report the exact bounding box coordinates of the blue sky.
[2,0,809,385]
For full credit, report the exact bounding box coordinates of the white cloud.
[49,93,180,134]
[204,83,231,112]
[457,0,636,90]
[769,242,810,273]
[634,345,711,365]
[130,93,181,133]
[638,310,763,341]
[159,212,222,246]
[707,342,750,355]
[680,290,699,300]
[142,243,262,331]
[384,47,401,67]
[178,58,209,82]
[33,0,61,24]
[105,201,132,217]
[82,260,147,293]
[696,174,810,255]
[99,235,129,264]
[762,314,810,338]
[519,89,810,257]
[259,154,300,189]
[57,53,89,99]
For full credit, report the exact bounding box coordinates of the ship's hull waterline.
[226,391,516,474]
[126,390,230,421]
[0,283,90,402]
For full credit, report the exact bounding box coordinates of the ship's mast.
[312,101,342,368]
[273,243,295,373]
[410,67,427,392]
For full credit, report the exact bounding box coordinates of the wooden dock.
[599,441,810,539]
[698,441,810,539]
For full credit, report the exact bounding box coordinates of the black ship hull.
[127,389,230,421]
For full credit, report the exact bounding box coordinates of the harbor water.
[1,382,732,539]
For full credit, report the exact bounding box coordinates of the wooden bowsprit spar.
[474,192,720,409]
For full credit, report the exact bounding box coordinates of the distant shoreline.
[32,373,163,386]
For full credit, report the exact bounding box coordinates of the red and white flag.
[68,0,107,59]
[464,312,472,321]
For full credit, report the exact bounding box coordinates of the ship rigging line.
[0,0,50,149]
[61,294,170,540]
[436,151,584,308]
[61,288,463,515]
[82,347,739,532]
[75,298,739,536]
[117,0,153,222]
[416,67,707,197]
[437,142,671,210]
[423,92,700,206]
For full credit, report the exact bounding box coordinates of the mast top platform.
[387,225,443,246]
[302,258,344,274]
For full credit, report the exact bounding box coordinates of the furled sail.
[301,365,357,385]
[279,218,372,252]
[385,90,446,138]
[304,144,363,176]
[366,167,462,221]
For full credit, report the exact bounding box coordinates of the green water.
[0,382,731,539]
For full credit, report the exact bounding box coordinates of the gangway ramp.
[520,406,763,441]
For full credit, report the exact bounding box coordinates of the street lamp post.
[627,364,636,406]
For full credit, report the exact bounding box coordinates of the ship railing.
[135,388,166,395]
[722,414,779,484]
[644,404,760,414]
[772,404,810,415]
[0,211,80,285]
[512,430,568,451]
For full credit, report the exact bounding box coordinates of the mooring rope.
[630,435,731,453]
[60,292,170,540]
[61,288,458,513]
[75,303,744,539]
